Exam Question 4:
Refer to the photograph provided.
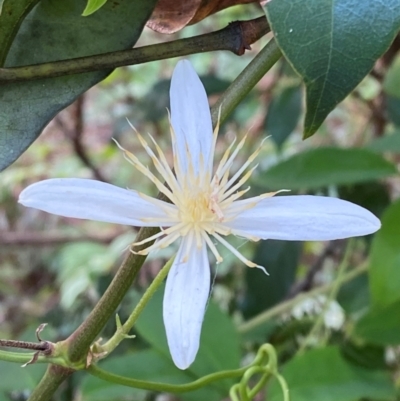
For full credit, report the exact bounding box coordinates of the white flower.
[19,60,380,370]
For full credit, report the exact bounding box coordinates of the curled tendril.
[230,344,290,401]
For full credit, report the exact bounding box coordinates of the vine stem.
[211,38,282,126]
[87,364,248,393]
[26,365,74,401]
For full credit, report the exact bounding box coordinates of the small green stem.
[0,349,36,364]
[211,38,282,127]
[238,260,368,334]
[297,239,354,355]
[275,373,290,401]
[87,363,247,393]
[0,349,67,366]
[100,256,174,355]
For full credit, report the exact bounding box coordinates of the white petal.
[225,195,381,241]
[19,178,175,227]
[170,60,213,177]
[163,235,210,369]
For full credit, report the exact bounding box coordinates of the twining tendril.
[230,344,289,401]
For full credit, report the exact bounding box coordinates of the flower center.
[178,190,217,226]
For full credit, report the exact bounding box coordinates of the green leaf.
[265,84,302,149]
[0,0,157,171]
[383,54,400,98]
[56,242,115,309]
[82,0,108,16]
[241,240,301,319]
[369,199,400,309]
[255,147,396,191]
[355,299,400,345]
[264,0,400,137]
[341,342,387,370]
[135,286,240,398]
[0,360,46,394]
[0,0,40,65]
[338,181,391,219]
[268,346,395,401]
[386,95,400,126]
[366,129,400,153]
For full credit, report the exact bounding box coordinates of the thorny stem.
[0,17,270,83]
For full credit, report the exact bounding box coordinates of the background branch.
[286,240,346,299]
[0,231,122,246]
[55,95,108,182]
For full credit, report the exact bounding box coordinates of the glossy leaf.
[241,240,301,319]
[367,129,400,153]
[268,346,395,401]
[255,147,396,191]
[0,0,40,65]
[338,181,391,219]
[386,95,400,126]
[264,0,400,137]
[383,54,400,98]
[337,274,369,315]
[369,199,400,309]
[0,360,45,395]
[355,299,400,345]
[0,0,157,171]
[341,342,386,370]
[265,85,302,149]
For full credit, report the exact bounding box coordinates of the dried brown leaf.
[147,0,260,34]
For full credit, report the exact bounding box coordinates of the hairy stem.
[27,365,74,401]
[0,17,270,83]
